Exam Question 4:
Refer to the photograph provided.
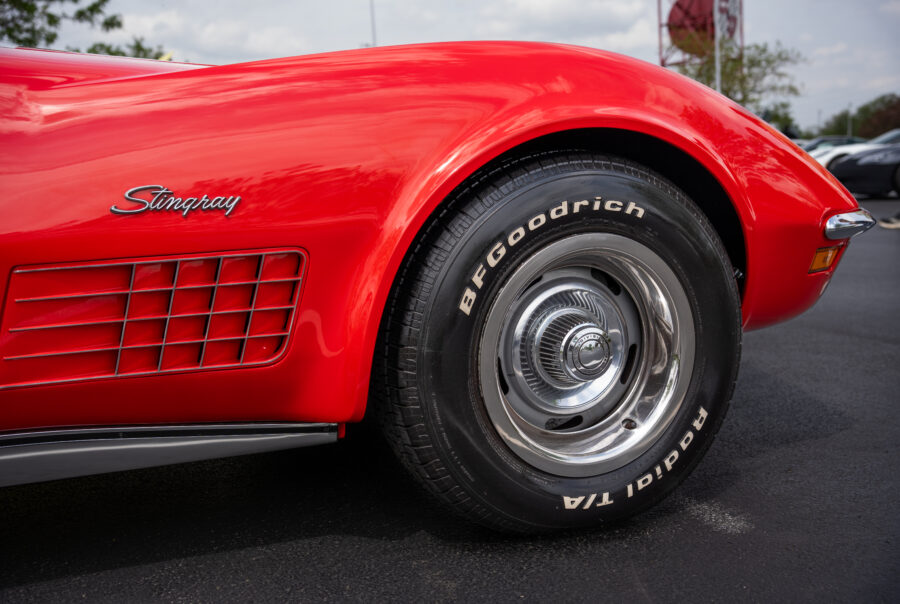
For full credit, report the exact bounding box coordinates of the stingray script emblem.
[111,185,241,217]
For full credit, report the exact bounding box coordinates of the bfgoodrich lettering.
[459,197,646,315]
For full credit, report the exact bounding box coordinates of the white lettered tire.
[374,151,741,532]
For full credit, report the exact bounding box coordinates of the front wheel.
[375,151,741,532]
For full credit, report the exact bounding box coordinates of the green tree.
[677,40,803,114]
[759,100,800,137]
[1,0,120,47]
[820,109,852,136]
[854,93,900,138]
[820,94,900,137]
[0,0,167,59]
[78,37,165,59]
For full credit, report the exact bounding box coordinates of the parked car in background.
[812,129,900,169]
[802,135,866,153]
[829,144,900,196]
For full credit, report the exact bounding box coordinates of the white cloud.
[475,0,648,38]
[595,15,656,53]
[245,27,306,57]
[812,42,848,57]
[481,0,645,24]
[190,20,305,62]
[864,74,900,90]
[471,0,654,59]
[125,10,187,37]
[803,75,853,95]
[879,1,900,15]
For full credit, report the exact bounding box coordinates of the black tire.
[826,154,847,171]
[893,164,900,195]
[374,150,741,532]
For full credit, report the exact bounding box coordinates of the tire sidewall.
[418,163,740,529]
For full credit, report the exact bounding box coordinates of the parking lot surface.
[1,198,898,602]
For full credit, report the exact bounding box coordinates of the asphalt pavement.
[1,198,898,603]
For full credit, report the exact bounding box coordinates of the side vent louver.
[0,250,305,389]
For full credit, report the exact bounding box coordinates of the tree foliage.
[853,93,900,138]
[79,37,165,59]
[820,109,852,137]
[820,94,900,137]
[0,0,119,47]
[0,0,167,59]
[759,100,800,138]
[676,40,804,114]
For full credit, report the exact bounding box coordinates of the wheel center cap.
[566,327,611,380]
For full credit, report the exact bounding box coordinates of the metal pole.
[713,0,721,92]
[847,103,852,136]
[658,0,664,66]
[370,0,377,47]
[738,0,744,88]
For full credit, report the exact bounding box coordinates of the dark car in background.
[829,144,900,196]
[812,129,900,168]
[802,135,867,153]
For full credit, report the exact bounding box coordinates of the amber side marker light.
[809,246,842,273]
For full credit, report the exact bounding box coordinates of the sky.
[53,0,900,132]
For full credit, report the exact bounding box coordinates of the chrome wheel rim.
[478,233,695,477]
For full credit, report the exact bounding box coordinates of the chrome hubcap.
[499,274,638,428]
[479,233,695,477]
[565,326,611,379]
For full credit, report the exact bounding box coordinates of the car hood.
[0,47,206,91]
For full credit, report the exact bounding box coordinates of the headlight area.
[808,245,843,274]
[810,208,876,276]
[824,209,876,241]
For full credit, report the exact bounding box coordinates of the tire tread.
[372,149,741,532]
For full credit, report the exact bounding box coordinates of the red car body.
[0,42,863,491]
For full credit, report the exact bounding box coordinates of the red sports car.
[0,42,874,532]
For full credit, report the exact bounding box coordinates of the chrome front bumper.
[825,209,876,240]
